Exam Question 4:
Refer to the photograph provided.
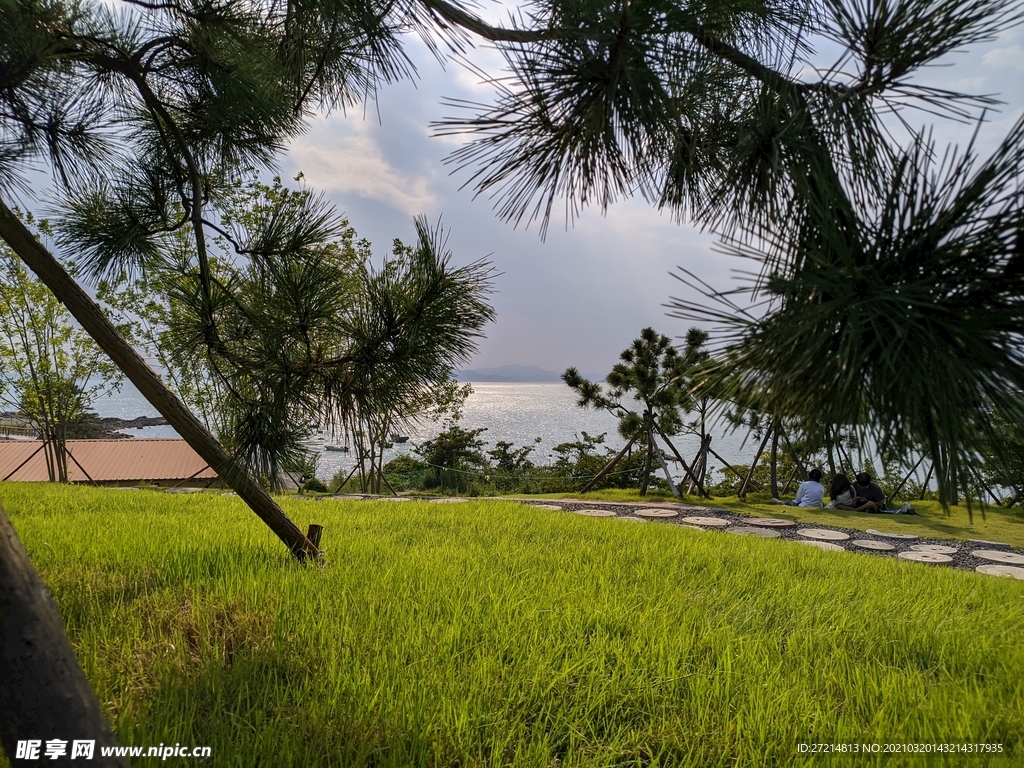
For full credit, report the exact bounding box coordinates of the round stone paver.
[798,540,844,552]
[636,508,680,518]
[851,539,895,552]
[431,497,469,504]
[799,528,850,542]
[865,529,919,541]
[681,516,730,527]
[968,539,1012,549]
[972,549,1024,565]
[745,518,797,528]
[908,544,958,555]
[976,564,1024,580]
[726,526,781,538]
[572,508,618,517]
[898,551,953,565]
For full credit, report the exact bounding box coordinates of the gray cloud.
[283,31,1024,376]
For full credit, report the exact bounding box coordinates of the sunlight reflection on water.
[95,382,756,483]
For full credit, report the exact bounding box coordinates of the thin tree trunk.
[781,468,798,494]
[0,502,128,767]
[652,434,680,498]
[920,462,935,500]
[887,453,926,503]
[824,427,837,476]
[657,430,708,497]
[706,444,750,488]
[738,427,772,499]
[770,428,780,499]
[580,436,637,493]
[639,431,654,496]
[0,198,317,560]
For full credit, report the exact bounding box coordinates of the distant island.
[454,365,604,383]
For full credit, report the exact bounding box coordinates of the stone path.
[321,494,1024,580]
[502,498,1024,579]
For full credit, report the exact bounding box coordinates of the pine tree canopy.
[2,0,1022,500]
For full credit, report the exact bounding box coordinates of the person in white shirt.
[784,469,825,507]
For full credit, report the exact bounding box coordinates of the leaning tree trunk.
[0,199,317,561]
[580,436,637,494]
[0,503,128,767]
[770,429,780,499]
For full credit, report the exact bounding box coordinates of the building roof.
[0,439,217,483]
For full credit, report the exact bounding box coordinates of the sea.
[94,381,759,484]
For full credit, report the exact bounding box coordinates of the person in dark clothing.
[830,473,881,513]
[853,472,917,514]
[853,473,886,510]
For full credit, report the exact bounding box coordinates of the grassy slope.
[2,482,1023,767]
[525,490,1024,549]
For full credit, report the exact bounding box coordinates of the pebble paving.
[339,496,1023,577]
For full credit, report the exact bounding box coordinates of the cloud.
[982,46,1024,71]
[288,118,438,216]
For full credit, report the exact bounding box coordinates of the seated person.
[853,472,886,511]
[784,469,825,507]
[829,473,881,513]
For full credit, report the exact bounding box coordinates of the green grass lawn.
[3,482,1023,767]
[525,489,1024,550]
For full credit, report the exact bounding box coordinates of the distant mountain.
[454,365,606,383]
[454,365,563,382]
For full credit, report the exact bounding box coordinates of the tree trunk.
[0,199,317,561]
[657,430,708,497]
[652,434,680,499]
[770,428,780,499]
[639,430,654,497]
[738,427,772,500]
[580,436,637,494]
[0,502,128,767]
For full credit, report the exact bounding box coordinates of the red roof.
[0,439,217,483]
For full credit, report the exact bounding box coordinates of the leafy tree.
[415,421,489,493]
[980,413,1024,507]
[564,327,708,496]
[100,175,493,493]
[0,216,122,482]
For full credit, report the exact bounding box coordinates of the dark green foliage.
[673,127,1024,504]
[301,478,329,494]
[414,422,489,492]
[548,432,666,493]
[980,414,1024,507]
[378,454,430,492]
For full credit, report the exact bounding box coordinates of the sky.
[276,14,1024,376]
